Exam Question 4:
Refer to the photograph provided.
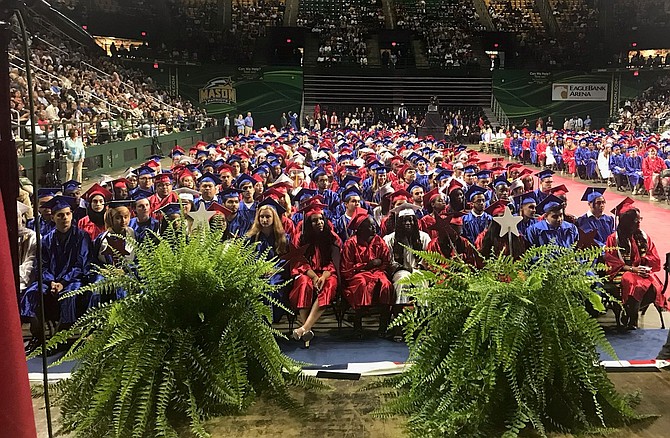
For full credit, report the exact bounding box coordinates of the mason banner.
[199,77,237,105]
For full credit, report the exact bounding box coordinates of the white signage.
[551,83,608,101]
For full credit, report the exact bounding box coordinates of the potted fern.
[372,245,648,437]
[39,227,323,437]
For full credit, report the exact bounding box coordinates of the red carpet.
[478,153,670,259]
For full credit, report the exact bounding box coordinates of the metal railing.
[14,116,218,157]
[490,95,510,130]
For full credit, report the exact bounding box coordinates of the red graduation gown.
[604,232,666,308]
[289,233,340,309]
[642,156,667,191]
[340,234,393,309]
[78,216,106,242]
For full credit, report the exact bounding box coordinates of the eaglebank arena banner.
[551,83,608,101]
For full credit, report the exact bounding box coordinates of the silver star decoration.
[492,205,523,237]
[187,202,216,231]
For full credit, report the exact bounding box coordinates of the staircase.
[304,74,493,108]
[302,33,320,68]
[381,0,395,29]
[473,0,496,30]
[412,38,429,69]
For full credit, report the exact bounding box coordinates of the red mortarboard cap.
[112,178,129,189]
[611,197,636,216]
[389,189,411,204]
[207,202,233,216]
[447,178,464,195]
[153,173,172,184]
[423,188,442,212]
[83,183,113,202]
[485,200,509,217]
[549,184,569,197]
[348,207,371,231]
[218,164,234,175]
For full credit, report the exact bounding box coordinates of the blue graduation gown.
[625,156,643,186]
[247,232,291,322]
[227,210,253,237]
[462,211,491,243]
[609,153,626,175]
[334,214,355,243]
[517,217,536,237]
[27,217,55,237]
[21,226,92,323]
[129,217,160,243]
[575,213,615,247]
[525,220,579,248]
[532,189,550,204]
[238,200,257,216]
[317,189,340,214]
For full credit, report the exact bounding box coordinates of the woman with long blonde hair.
[246,199,290,322]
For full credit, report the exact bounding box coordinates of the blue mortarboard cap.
[581,187,607,203]
[235,174,256,189]
[407,152,427,164]
[158,202,183,216]
[295,188,317,203]
[266,153,281,162]
[201,160,216,170]
[268,159,281,168]
[338,154,354,163]
[513,191,537,206]
[134,166,155,177]
[340,175,361,188]
[62,180,81,193]
[146,154,164,163]
[219,188,242,200]
[406,181,425,194]
[227,154,241,164]
[341,185,363,201]
[196,150,209,159]
[455,145,467,152]
[535,169,555,180]
[257,197,286,217]
[311,167,327,180]
[198,172,221,186]
[131,189,153,201]
[435,169,453,181]
[493,175,510,188]
[465,185,487,201]
[343,165,359,174]
[37,188,61,198]
[42,195,76,212]
[463,165,477,174]
[314,157,330,166]
[366,160,382,170]
[537,194,564,214]
[375,165,389,174]
[475,170,492,179]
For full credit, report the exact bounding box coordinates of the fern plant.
[36,226,324,438]
[371,245,647,438]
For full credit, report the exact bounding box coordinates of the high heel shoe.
[301,330,314,349]
[292,327,305,341]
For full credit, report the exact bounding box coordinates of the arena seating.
[8,20,212,151]
[298,0,384,66]
[395,0,483,68]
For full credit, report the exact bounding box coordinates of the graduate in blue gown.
[525,194,579,248]
[245,198,291,323]
[236,174,258,216]
[21,196,92,352]
[62,180,88,223]
[220,187,253,237]
[532,169,554,204]
[625,148,644,194]
[129,194,160,243]
[462,185,491,243]
[91,200,137,304]
[575,187,615,247]
[514,192,538,237]
[27,188,60,236]
[194,172,222,210]
[334,186,364,243]
[609,144,628,190]
[311,167,340,213]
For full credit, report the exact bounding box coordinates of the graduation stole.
[613,230,648,263]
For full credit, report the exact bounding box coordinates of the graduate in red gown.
[341,208,394,337]
[289,205,341,347]
[641,144,669,201]
[419,188,447,239]
[562,137,577,176]
[78,183,111,241]
[604,198,667,329]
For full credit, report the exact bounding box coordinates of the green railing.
[19,125,223,184]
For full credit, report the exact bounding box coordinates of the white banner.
[551,83,608,101]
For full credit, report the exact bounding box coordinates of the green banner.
[154,66,303,129]
[493,70,613,129]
